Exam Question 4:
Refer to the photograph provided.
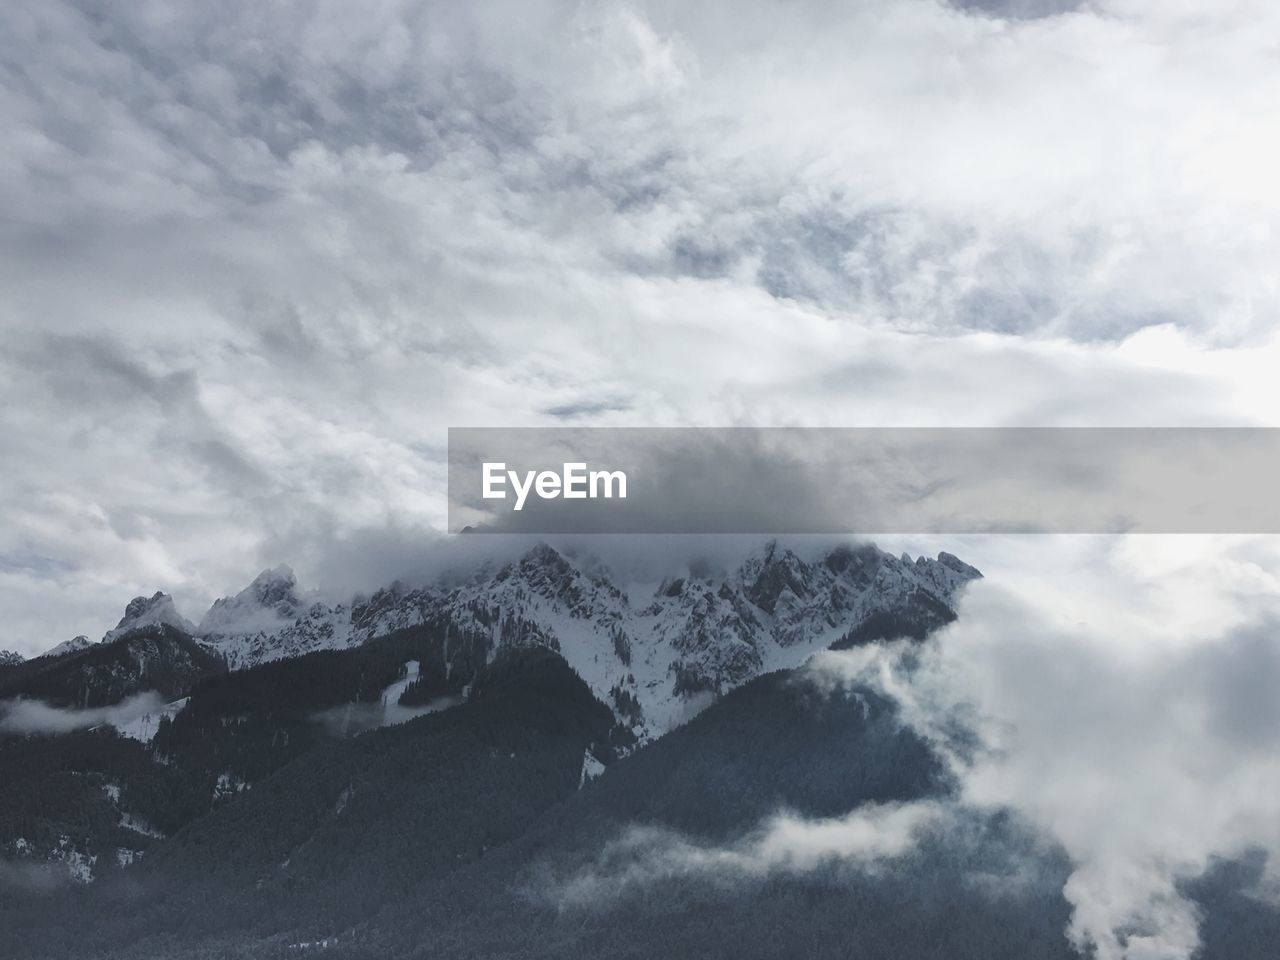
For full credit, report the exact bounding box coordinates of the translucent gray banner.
[447,428,1280,534]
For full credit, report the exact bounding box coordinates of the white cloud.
[0,691,170,736]
[556,800,944,908]
[814,534,1280,960]
[3,9,1279,956]
[2,1,1280,651]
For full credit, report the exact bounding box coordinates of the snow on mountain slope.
[0,650,22,667]
[112,697,189,743]
[49,543,980,740]
[103,593,196,643]
[379,661,421,707]
[193,542,980,740]
[41,635,94,659]
[196,566,354,668]
[198,565,302,636]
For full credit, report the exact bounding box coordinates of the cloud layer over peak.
[3,1,1280,650]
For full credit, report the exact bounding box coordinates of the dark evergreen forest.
[2,632,1277,959]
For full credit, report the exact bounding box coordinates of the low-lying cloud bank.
[0,859,68,895]
[0,691,168,736]
[812,536,1280,960]
[556,800,945,909]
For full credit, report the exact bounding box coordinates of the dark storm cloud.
[542,398,635,419]
[947,0,1088,19]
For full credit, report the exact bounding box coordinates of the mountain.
[8,542,976,741]
[195,564,353,670]
[0,621,625,899]
[347,667,1076,960]
[102,592,196,644]
[9,650,1276,960]
[196,542,981,740]
[197,564,304,637]
[0,647,616,958]
[0,650,24,667]
[3,544,1277,960]
[0,540,974,896]
[1,621,223,711]
[16,593,195,670]
[40,636,94,659]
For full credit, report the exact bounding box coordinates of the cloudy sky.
[5,5,1280,957]
[3,0,1280,651]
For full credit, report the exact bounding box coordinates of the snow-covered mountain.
[195,564,355,669]
[193,542,981,739]
[0,649,23,667]
[197,565,304,637]
[1,541,979,903]
[5,597,222,709]
[103,593,196,644]
[17,543,979,740]
[41,635,94,659]
[26,594,196,664]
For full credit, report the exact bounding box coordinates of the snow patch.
[113,697,188,743]
[192,542,979,744]
[53,837,96,884]
[380,659,420,706]
[213,772,249,802]
[288,938,339,952]
[120,813,165,839]
[333,784,355,815]
[312,661,460,736]
[579,750,606,788]
[103,592,195,643]
[40,635,94,659]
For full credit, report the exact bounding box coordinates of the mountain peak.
[520,542,570,569]
[738,542,812,614]
[246,564,298,606]
[937,551,982,579]
[1,649,27,666]
[41,634,95,659]
[494,543,576,588]
[181,540,982,739]
[198,566,303,637]
[103,592,196,644]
